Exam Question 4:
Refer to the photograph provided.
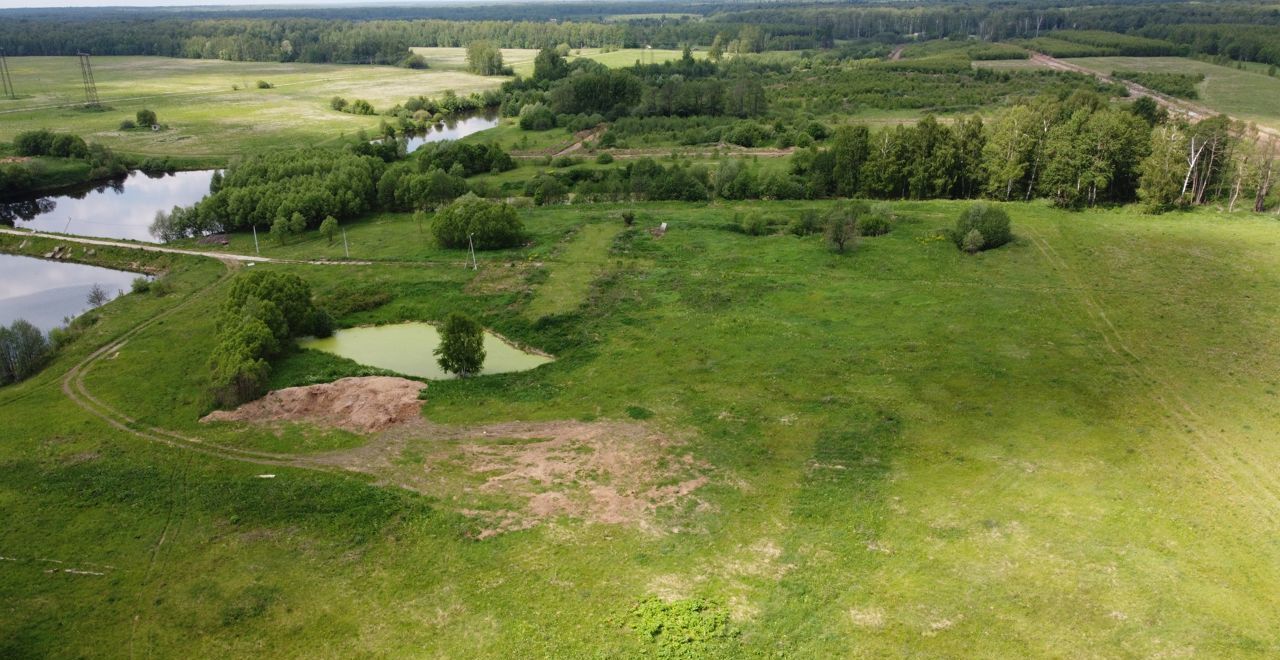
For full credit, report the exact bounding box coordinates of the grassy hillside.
[3,200,1280,656]
[0,57,502,157]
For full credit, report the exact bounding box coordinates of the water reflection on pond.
[0,253,139,332]
[401,112,500,153]
[0,169,216,243]
[301,322,552,380]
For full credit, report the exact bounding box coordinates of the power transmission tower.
[0,49,14,99]
[77,52,99,107]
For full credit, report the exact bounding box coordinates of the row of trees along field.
[787,94,1275,212]
[4,1,1280,66]
[516,97,1273,212]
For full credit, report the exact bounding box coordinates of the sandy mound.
[201,376,425,433]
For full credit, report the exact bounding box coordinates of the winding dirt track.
[57,259,352,476]
[1028,52,1280,144]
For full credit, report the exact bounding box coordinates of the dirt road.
[1028,52,1280,143]
[0,226,378,265]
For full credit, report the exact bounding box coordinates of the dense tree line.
[786,95,1274,212]
[506,50,769,125]
[0,16,624,63]
[4,1,1279,67]
[153,148,385,240]
[152,137,518,239]
[524,94,1274,213]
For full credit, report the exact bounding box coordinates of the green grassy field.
[4,198,1280,656]
[0,56,502,157]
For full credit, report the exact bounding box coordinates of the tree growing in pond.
[319,216,339,245]
[435,312,485,378]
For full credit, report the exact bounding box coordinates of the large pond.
[0,169,216,243]
[301,322,552,379]
[402,111,500,153]
[0,253,139,332]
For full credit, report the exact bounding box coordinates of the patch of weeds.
[314,283,393,318]
[625,597,734,658]
[626,405,654,420]
[220,584,280,626]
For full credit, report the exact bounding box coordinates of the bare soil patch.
[201,376,425,433]
[312,418,709,538]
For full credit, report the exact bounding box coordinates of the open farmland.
[0,57,502,157]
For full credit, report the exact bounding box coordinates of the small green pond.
[300,322,553,380]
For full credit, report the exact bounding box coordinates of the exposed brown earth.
[201,376,426,433]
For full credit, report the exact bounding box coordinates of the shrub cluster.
[951,203,1013,252]
[431,193,526,250]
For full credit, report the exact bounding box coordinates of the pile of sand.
[201,376,425,433]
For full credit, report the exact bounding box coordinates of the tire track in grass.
[1025,225,1280,525]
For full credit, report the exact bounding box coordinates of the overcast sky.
[0,1,496,8]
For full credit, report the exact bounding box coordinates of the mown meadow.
[3,199,1279,656]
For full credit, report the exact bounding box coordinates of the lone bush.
[824,203,865,253]
[136,108,157,127]
[435,312,485,377]
[432,193,525,250]
[951,203,1012,251]
[255,80,273,89]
